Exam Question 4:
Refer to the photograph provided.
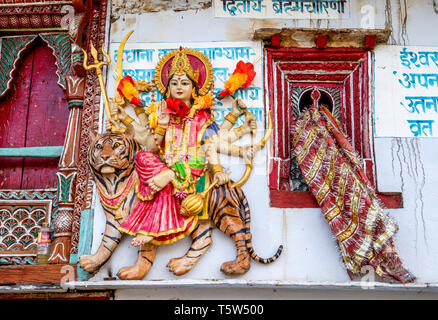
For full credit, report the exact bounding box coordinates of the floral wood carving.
[0,35,37,98]
[0,190,58,265]
[0,33,71,97]
[40,33,72,89]
[69,0,108,255]
[0,2,67,30]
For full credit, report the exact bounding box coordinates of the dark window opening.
[298,89,333,114]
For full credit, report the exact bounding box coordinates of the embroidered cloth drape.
[291,105,412,281]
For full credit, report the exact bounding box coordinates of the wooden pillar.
[48,0,90,264]
[48,76,85,264]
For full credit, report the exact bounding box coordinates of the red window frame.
[265,47,402,209]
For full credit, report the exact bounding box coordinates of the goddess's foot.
[147,169,174,192]
[131,235,153,247]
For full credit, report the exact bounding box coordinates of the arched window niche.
[266,47,402,209]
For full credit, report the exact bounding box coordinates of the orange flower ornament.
[217,61,256,100]
[117,75,145,107]
[194,93,214,110]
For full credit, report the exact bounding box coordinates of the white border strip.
[64,279,438,292]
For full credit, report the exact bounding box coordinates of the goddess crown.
[168,47,200,83]
[154,46,213,96]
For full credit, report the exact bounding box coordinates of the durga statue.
[79,29,283,280]
[112,45,257,247]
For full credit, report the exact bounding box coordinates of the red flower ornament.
[165,98,191,118]
[217,60,256,100]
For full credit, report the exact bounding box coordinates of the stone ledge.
[253,28,391,48]
[63,279,437,293]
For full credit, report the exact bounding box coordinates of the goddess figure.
[111,47,255,247]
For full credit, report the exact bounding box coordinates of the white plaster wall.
[83,0,438,299]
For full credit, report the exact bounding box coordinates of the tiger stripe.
[209,182,283,268]
[86,131,282,278]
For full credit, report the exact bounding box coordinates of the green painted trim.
[70,209,94,281]
[68,100,84,108]
[0,146,63,158]
[56,173,75,203]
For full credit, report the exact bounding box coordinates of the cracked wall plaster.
[111,0,212,20]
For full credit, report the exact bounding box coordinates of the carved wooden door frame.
[0,0,109,285]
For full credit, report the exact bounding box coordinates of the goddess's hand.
[214,172,230,186]
[232,98,246,116]
[241,144,255,165]
[157,99,170,126]
[242,114,257,136]
[105,119,119,133]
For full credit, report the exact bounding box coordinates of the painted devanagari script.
[106,41,264,126]
[214,0,349,19]
[375,46,438,138]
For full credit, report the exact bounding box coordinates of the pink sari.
[118,110,212,245]
[118,151,198,245]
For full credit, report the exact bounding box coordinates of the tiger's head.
[88,125,140,176]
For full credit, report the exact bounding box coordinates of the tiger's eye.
[96,144,103,149]
[113,142,120,149]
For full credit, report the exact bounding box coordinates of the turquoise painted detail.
[0,146,63,158]
[0,35,38,97]
[68,100,84,108]
[57,173,74,203]
[39,33,71,89]
[69,209,94,281]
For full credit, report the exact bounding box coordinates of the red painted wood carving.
[266,47,402,209]
[0,0,104,277]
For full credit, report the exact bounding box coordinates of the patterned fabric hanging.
[291,104,415,282]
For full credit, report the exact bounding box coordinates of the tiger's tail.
[237,187,283,264]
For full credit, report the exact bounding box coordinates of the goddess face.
[168,73,193,105]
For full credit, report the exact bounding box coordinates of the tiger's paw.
[117,263,151,280]
[78,254,105,273]
[220,259,250,275]
[167,257,194,276]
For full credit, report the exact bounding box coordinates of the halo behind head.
[154,47,213,96]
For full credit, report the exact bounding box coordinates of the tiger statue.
[78,127,283,280]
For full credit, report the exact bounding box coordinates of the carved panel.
[0,190,57,265]
[291,86,342,119]
[0,33,71,97]
[39,33,72,89]
[267,48,376,206]
[0,2,69,30]
[70,0,108,255]
[0,35,37,98]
